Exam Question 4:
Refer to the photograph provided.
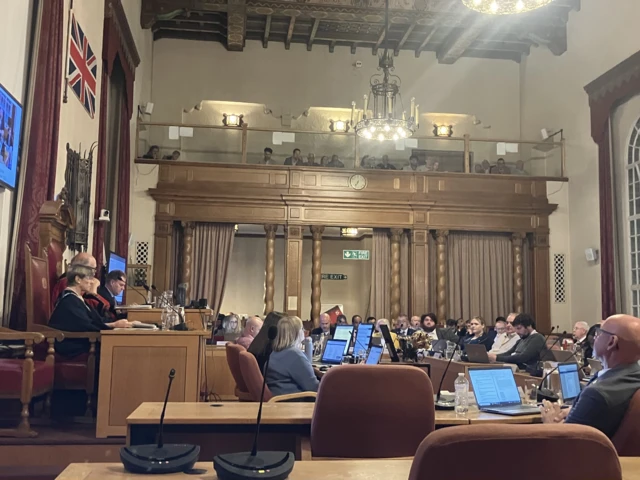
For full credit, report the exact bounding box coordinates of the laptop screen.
[558,362,581,401]
[321,339,347,365]
[468,367,522,408]
[353,324,373,356]
[333,325,353,355]
[379,324,399,361]
[365,345,383,365]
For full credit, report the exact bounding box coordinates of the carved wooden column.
[152,220,173,292]
[411,229,429,317]
[389,229,402,323]
[512,233,525,314]
[310,225,325,327]
[264,225,277,315]
[181,222,195,303]
[532,232,551,333]
[435,230,449,323]
[284,225,303,317]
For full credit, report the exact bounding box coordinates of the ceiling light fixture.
[433,124,453,137]
[462,0,554,15]
[351,0,417,141]
[223,113,244,127]
[330,120,349,133]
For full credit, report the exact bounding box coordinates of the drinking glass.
[523,378,538,405]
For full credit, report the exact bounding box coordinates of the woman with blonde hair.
[265,316,319,396]
[462,316,493,351]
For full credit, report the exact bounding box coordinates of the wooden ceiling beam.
[436,18,488,64]
[372,28,385,56]
[329,40,336,53]
[395,22,416,56]
[285,16,296,50]
[351,42,357,54]
[263,14,271,48]
[307,18,319,51]
[226,0,246,51]
[415,27,437,58]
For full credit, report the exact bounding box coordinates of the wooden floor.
[0,422,124,480]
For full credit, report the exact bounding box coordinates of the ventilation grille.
[553,253,566,304]
[134,241,149,286]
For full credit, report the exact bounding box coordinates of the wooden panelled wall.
[147,163,557,331]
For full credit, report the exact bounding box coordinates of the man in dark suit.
[421,313,458,342]
[540,314,640,439]
[392,314,415,337]
[488,313,546,373]
[311,313,335,338]
[97,270,128,320]
[572,320,592,364]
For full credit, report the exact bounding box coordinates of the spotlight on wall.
[330,120,350,133]
[223,113,244,127]
[433,124,453,137]
[340,227,359,237]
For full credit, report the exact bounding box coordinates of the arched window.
[627,117,640,317]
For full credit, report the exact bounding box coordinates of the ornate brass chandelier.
[462,0,555,15]
[352,0,417,141]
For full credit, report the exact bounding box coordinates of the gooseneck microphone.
[144,284,188,331]
[120,369,200,473]
[214,326,295,480]
[434,330,465,410]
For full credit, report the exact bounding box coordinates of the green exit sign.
[322,274,348,280]
[343,250,370,260]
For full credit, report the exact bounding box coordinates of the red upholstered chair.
[238,351,316,403]
[311,365,435,459]
[611,389,640,456]
[25,244,99,416]
[0,330,55,437]
[409,424,622,480]
[225,343,252,401]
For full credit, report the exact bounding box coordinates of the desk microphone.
[542,326,558,347]
[434,330,465,410]
[213,326,295,480]
[144,284,188,331]
[120,369,200,473]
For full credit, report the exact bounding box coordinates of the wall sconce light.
[223,113,244,127]
[433,124,453,137]
[330,120,350,133]
[340,227,358,237]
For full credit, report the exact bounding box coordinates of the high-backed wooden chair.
[611,389,640,456]
[225,343,252,401]
[0,330,54,437]
[25,244,99,416]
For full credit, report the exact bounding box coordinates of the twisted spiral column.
[181,222,195,303]
[512,233,525,314]
[390,228,403,323]
[435,230,449,323]
[264,225,277,314]
[310,225,325,327]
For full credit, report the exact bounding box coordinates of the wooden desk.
[55,457,640,479]
[96,330,207,438]
[127,309,213,331]
[126,402,534,460]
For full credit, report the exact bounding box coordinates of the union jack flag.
[67,15,97,118]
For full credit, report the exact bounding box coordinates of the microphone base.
[537,388,560,403]
[120,444,200,474]
[214,451,295,480]
[434,400,456,410]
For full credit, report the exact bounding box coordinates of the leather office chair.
[225,343,253,401]
[238,351,316,402]
[409,424,622,480]
[611,389,640,456]
[311,365,435,458]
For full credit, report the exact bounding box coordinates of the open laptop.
[332,325,353,356]
[552,350,575,362]
[468,366,541,416]
[558,362,582,404]
[365,345,384,365]
[313,339,347,368]
[465,344,490,363]
[353,323,373,356]
[379,324,400,362]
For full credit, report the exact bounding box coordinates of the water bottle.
[303,337,313,362]
[454,373,469,415]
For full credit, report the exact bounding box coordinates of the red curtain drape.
[9,0,64,329]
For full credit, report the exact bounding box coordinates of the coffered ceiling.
[141,0,580,63]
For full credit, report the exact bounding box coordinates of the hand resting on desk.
[540,399,571,424]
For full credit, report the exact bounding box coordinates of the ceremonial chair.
[25,244,99,417]
[611,389,640,456]
[225,343,252,401]
[409,424,622,480]
[311,365,434,459]
[0,330,54,437]
[238,351,317,403]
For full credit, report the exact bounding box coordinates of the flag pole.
[62,0,74,103]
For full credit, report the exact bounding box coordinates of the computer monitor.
[332,325,353,355]
[558,362,581,402]
[353,323,373,356]
[365,345,383,365]
[320,339,348,365]
[0,81,23,190]
[468,367,522,408]
[107,252,127,304]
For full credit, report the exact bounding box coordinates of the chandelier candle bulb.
[351,101,355,125]
[415,105,419,127]
[410,97,415,119]
[363,94,368,118]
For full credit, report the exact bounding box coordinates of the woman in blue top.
[462,316,494,351]
[265,316,319,396]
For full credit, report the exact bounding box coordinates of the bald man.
[541,314,640,439]
[311,313,334,337]
[236,316,263,349]
[51,252,98,306]
[410,316,421,331]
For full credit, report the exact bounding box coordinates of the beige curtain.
[447,232,513,324]
[400,231,409,315]
[429,233,438,316]
[190,223,236,318]
[169,222,183,292]
[523,234,532,315]
[369,229,390,319]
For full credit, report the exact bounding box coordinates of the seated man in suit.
[572,320,592,364]
[311,313,334,338]
[393,314,415,337]
[487,313,545,373]
[421,313,458,343]
[490,313,520,354]
[541,314,640,439]
[97,269,128,321]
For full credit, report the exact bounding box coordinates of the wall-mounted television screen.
[0,82,23,190]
